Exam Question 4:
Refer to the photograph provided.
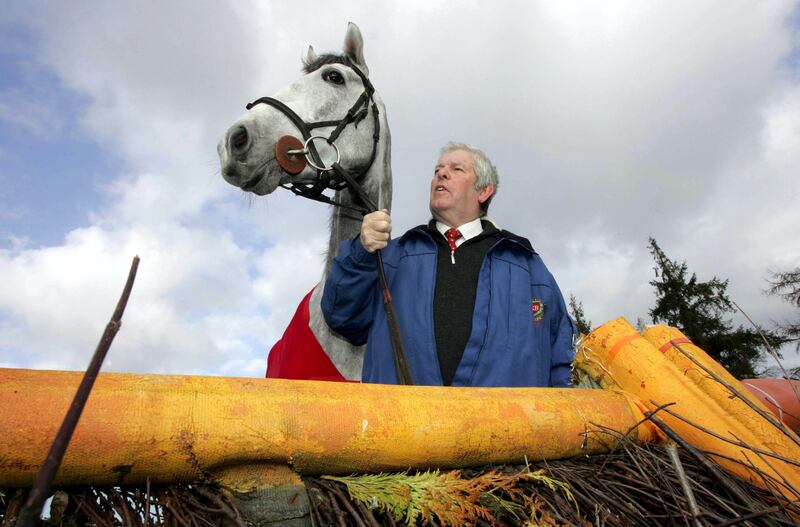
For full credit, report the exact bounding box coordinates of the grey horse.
[218,23,391,380]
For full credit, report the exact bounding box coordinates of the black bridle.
[245,64,381,214]
[244,64,414,385]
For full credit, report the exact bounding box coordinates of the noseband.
[244,64,381,214]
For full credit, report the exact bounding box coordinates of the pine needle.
[526,469,580,514]
[324,470,482,525]
[324,467,576,526]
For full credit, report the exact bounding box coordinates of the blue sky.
[0,26,117,248]
[1,1,799,376]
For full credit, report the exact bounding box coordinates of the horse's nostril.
[231,128,249,151]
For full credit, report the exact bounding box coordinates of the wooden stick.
[144,477,151,527]
[644,408,754,506]
[665,442,704,527]
[16,256,140,527]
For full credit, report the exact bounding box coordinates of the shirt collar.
[435,217,483,245]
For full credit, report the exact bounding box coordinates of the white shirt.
[435,217,483,248]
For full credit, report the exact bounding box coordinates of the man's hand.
[361,209,391,253]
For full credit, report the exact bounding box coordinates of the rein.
[244,64,414,385]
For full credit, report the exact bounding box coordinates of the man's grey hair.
[440,142,499,215]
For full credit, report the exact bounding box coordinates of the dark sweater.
[430,221,501,385]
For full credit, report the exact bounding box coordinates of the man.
[322,142,575,387]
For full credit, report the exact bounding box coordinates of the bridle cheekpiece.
[244,63,380,214]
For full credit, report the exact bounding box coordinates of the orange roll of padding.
[642,325,800,445]
[578,318,800,503]
[642,326,769,412]
[0,368,654,487]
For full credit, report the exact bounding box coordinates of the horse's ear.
[304,45,318,67]
[343,22,369,76]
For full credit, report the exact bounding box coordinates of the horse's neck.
[323,122,392,279]
[308,99,390,382]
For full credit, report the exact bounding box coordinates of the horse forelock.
[302,53,358,74]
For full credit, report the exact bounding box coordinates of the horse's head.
[218,23,381,197]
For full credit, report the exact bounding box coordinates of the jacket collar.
[405,220,536,254]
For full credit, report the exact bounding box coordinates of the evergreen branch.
[324,468,575,527]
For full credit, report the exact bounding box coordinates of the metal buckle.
[287,135,341,172]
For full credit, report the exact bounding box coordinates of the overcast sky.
[1,1,798,377]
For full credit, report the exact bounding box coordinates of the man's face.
[429,149,494,227]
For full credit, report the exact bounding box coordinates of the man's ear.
[478,184,495,204]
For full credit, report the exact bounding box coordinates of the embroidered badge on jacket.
[532,299,545,322]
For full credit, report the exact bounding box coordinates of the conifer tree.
[766,267,800,351]
[647,238,773,378]
[568,294,592,336]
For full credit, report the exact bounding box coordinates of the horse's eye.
[322,70,345,85]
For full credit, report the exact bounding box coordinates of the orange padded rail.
[0,368,654,487]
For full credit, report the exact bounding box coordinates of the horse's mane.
[302,53,358,74]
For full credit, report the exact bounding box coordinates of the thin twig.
[111,489,134,527]
[699,449,783,490]
[193,486,245,527]
[596,401,676,474]
[318,479,368,527]
[307,485,324,527]
[162,499,191,527]
[644,409,755,505]
[309,480,347,527]
[740,450,796,519]
[731,299,800,402]
[657,405,800,467]
[669,340,800,447]
[16,256,141,527]
[76,496,114,527]
[353,498,382,527]
[145,477,151,527]
[713,506,781,527]
[742,442,800,501]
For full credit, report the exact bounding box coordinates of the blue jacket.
[321,225,576,387]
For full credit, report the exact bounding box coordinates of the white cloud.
[0,1,332,376]
[0,218,324,376]
[1,1,798,377]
